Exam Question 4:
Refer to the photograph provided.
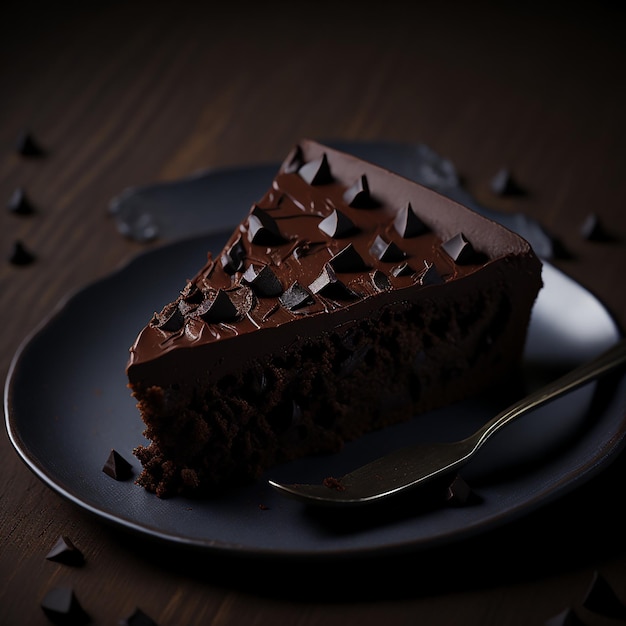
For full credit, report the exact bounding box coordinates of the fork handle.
[472,339,626,451]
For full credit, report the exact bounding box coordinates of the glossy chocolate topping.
[127,140,537,385]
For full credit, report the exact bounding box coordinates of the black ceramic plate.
[4,143,626,559]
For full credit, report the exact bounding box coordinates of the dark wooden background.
[2,2,626,624]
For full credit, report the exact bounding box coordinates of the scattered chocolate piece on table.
[580,213,610,242]
[581,570,626,619]
[102,449,133,481]
[15,130,45,157]
[120,607,159,626]
[446,474,478,506]
[45,535,85,566]
[544,607,587,626]
[7,188,35,215]
[8,240,36,266]
[40,586,90,625]
[490,168,525,196]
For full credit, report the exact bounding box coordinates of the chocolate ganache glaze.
[127,140,539,391]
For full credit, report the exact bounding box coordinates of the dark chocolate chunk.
[446,474,478,506]
[152,302,184,332]
[391,262,415,278]
[247,206,285,245]
[318,209,357,238]
[40,586,90,625]
[9,240,36,266]
[394,202,428,237]
[343,174,376,208]
[46,536,85,566]
[283,144,304,174]
[242,264,283,297]
[102,449,133,481]
[419,261,443,285]
[544,607,586,626]
[180,281,203,304]
[120,607,159,626]
[279,281,313,310]
[221,237,246,274]
[580,213,610,242]
[369,235,406,262]
[328,243,368,272]
[441,233,478,265]
[16,130,45,157]
[370,269,391,291]
[490,168,525,196]
[581,570,626,619]
[298,153,333,185]
[7,188,35,215]
[308,264,356,299]
[197,289,238,322]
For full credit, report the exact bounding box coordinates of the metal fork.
[269,339,626,507]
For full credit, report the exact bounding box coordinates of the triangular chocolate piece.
[343,174,376,208]
[318,209,357,238]
[391,262,415,278]
[40,587,90,625]
[221,237,246,274]
[298,153,333,185]
[279,281,313,310]
[16,130,45,157]
[46,536,85,566]
[7,188,35,215]
[102,449,133,480]
[242,264,283,297]
[247,206,285,246]
[197,289,238,322]
[152,302,184,332]
[394,202,428,237]
[582,570,626,619]
[329,243,368,272]
[120,607,159,626]
[8,240,36,266]
[308,264,356,299]
[419,261,443,285]
[441,233,478,265]
[283,144,304,174]
[369,235,406,262]
[490,167,525,196]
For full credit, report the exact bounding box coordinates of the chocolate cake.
[126,139,542,498]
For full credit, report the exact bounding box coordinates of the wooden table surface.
[2,3,626,625]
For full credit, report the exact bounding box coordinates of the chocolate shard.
[544,607,586,626]
[16,130,45,157]
[370,269,391,291]
[446,474,479,506]
[197,289,238,322]
[391,262,415,278]
[490,167,525,196]
[279,281,313,310]
[369,235,406,262]
[441,233,478,265]
[582,570,626,619]
[298,153,333,185]
[152,302,184,332]
[40,586,90,625]
[580,213,610,242]
[8,188,35,215]
[247,206,285,245]
[308,263,356,299]
[242,264,283,297]
[283,144,304,174]
[343,174,376,208]
[8,240,36,266]
[45,536,85,566]
[394,202,428,238]
[329,243,368,272]
[419,261,443,285]
[221,237,246,274]
[102,449,133,481]
[318,209,357,238]
[180,281,203,304]
[120,607,159,626]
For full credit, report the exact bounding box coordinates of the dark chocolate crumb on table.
[45,535,85,566]
[102,449,134,481]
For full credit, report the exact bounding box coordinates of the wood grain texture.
[2,2,626,624]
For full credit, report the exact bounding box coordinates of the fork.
[269,339,626,507]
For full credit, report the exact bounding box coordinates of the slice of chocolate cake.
[126,139,543,498]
